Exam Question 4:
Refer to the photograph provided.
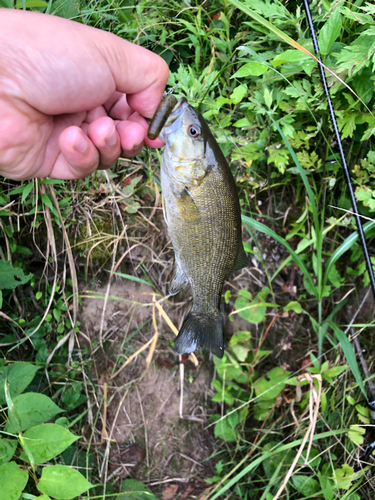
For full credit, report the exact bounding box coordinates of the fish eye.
[188,125,201,138]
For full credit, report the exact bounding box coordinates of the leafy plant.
[0,361,93,500]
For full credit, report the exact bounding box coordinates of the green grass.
[1,0,375,499]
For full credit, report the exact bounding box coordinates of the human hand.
[0,9,169,181]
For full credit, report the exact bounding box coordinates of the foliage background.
[1,0,375,499]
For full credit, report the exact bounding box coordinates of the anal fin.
[169,259,188,296]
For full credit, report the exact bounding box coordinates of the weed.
[1,0,375,499]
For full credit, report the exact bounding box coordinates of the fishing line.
[303,0,375,301]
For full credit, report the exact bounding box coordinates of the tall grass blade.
[328,321,367,400]
[110,271,150,287]
[209,430,347,499]
[323,221,375,288]
[263,111,324,300]
[242,215,318,297]
[264,112,320,238]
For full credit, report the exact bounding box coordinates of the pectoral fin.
[231,245,249,273]
[169,259,189,296]
[174,187,200,221]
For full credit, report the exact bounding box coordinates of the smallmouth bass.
[158,97,248,358]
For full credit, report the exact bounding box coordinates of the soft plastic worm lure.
[147,94,178,140]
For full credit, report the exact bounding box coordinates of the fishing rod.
[302,0,375,301]
[303,1,375,470]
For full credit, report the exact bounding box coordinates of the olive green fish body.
[160,98,247,358]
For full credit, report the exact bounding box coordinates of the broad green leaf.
[272,49,309,67]
[214,353,247,383]
[21,181,34,203]
[61,382,87,411]
[228,410,239,429]
[0,461,28,500]
[318,472,333,500]
[19,424,79,464]
[212,379,234,405]
[233,117,251,128]
[325,365,348,378]
[318,9,342,55]
[284,301,302,314]
[347,425,365,446]
[55,416,69,427]
[327,263,343,288]
[117,479,159,500]
[254,367,290,400]
[229,331,251,345]
[333,464,357,489]
[262,443,297,478]
[214,418,238,442]
[232,62,268,78]
[298,446,321,468]
[264,88,273,108]
[5,393,62,433]
[40,193,53,211]
[346,395,356,405]
[329,322,367,399]
[234,286,270,324]
[0,438,17,466]
[230,84,247,104]
[253,400,273,421]
[230,343,249,362]
[38,465,93,499]
[0,261,32,291]
[355,404,369,417]
[292,475,320,496]
[0,363,39,405]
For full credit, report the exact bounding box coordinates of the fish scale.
[159,97,248,358]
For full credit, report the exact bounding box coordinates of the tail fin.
[174,310,224,358]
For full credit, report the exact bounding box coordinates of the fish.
[158,97,248,358]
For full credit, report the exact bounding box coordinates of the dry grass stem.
[109,337,154,380]
[179,357,184,418]
[146,296,159,367]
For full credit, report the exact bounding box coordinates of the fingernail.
[133,141,143,151]
[73,133,88,154]
[105,126,117,147]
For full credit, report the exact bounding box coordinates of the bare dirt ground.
[80,281,218,496]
